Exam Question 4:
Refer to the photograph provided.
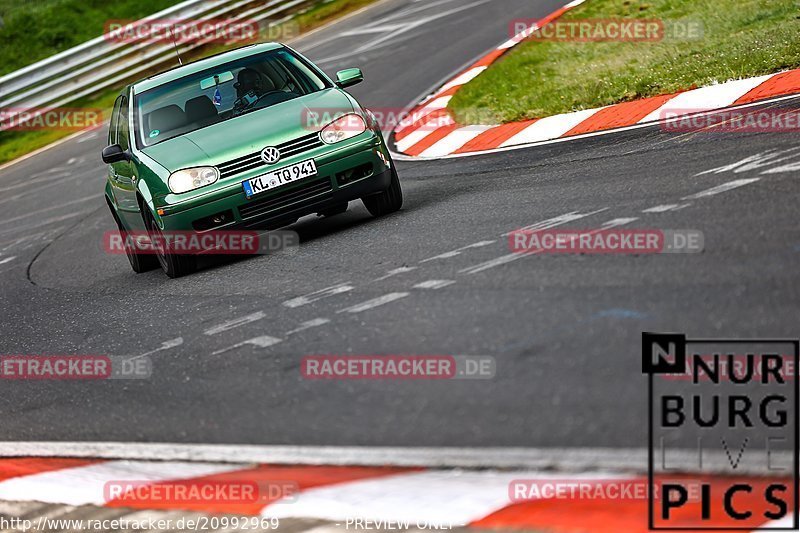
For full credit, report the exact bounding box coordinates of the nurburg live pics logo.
[643,332,799,530]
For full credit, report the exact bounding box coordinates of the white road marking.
[0,171,72,194]
[696,148,800,176]
[283,283,354,308]
[500,108,603,147]
[337,293,409,314]
[76,131,99,144]
[350,0,493,54]
[602,217,639,227]
[642,204,679,213]
[204,312,265,336]
[391,91,800,162]
[0,180,67,207]
[501,209,608,236]
[413,280,456,290]
[263,470,612,525]
[760,160,800,175]
[682,178,761,200]
[420,241,495,263]
[461,214,633,275]
[380,0,464,24]
[0,256,16,265]
[0,460,239,506]
[437,66,487,93]
[212,336,283,355]
[0,197,96,227]
[0,227,64,252]
[314,0,493,64]
[639,74,774,123]
[0,210,97,238]
[419,125,497,157]
[126,338,183,361]
[459,253,526,275]
[642,204,691,213]
[755,517,795,530]
[395,103,455,152]
[339,23,408,35]
[286,318,331,335]
[374,266,418,281]
[498,0,586,49]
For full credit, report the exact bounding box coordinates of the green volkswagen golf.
[103,42,402,278]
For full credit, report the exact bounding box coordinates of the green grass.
[0,0,380,165]
[449,0,800,124]
[0,0,182,76]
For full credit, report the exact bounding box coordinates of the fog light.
[192,209,234,231]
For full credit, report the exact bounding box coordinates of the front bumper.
[157,138,391,232]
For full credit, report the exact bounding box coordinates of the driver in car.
[232,67,295,115]
[235,68,272,99]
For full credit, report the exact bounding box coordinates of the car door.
[108,93,141,226]
[106,95,123,206]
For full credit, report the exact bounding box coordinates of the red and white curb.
[390,0,800,159]
[0,457,792,531]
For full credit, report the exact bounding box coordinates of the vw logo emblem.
[260,146,281,164]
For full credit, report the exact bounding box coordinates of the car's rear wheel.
[362,164,403,217]
[144,209,196,279]
[106,200,159,273]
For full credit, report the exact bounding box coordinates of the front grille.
[218,133,324,179]
[238,177,333,221]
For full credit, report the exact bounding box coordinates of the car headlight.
[319,113,367,145]
[168,167,219,194]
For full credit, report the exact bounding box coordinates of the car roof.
[131,42,285,94]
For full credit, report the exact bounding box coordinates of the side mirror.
[335,68,364,89]
[102,144,130,164]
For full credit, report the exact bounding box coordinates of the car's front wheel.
[107,200,159,274]
[144,209,196,279]
[362,164,403,217]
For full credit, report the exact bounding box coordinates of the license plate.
[242,159,317,198]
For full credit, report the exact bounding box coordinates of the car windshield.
[134,48,330,148]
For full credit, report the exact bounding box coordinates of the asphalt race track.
[1,0,799,450]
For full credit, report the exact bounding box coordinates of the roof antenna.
[167,25,183,66]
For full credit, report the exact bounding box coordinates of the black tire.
[318,202,349,217]
[144,209,197,279]
[106,200,159,273]
[362,165,403,217]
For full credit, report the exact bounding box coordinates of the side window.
[117,97,130,151]
[108,96,123,146]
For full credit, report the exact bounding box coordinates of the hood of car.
[141,89,355,173]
